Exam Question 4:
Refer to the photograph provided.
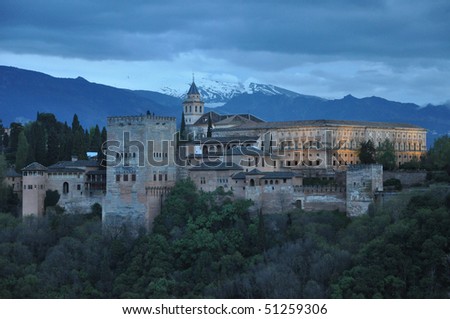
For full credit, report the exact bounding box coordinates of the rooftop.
[5,168,21,177]
[193,111,264,127]
[48,167,85,173]
[22,162,47,171]
[187,81,200,95]
[214,119,426,131]
[189,161,243,171]
[48,160,99,169]
[225,146,264,156]
[196,135,259,144]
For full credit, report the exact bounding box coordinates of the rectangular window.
[77,184,81,190]
[123,174,128,181]
[116,175,120,182]
[131,174,136,181]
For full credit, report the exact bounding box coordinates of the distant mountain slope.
[0,66,180,127]
[215,93,450,145]
[159,77,311,106]
[1,66,449,147]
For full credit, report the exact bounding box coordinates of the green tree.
[44,190,60,210]
[358,140,376,164]
[0,119,4,153]
[46,128,60,165]
[71,114,81,134]
[89,125,102,152]
[60,122,73,161]
[428,135,450,171]
[2,132,9,152]
[72,130,87,160]
[26,122,47,165]
[180,112,186,140]
[15,131,29,171]
[376,139,396,170]
[8,122,23,152]
[207,112,213,138]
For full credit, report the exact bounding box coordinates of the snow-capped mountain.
[159,78,305,107]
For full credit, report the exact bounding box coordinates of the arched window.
[63,182,69,194]
[249,179,255,187]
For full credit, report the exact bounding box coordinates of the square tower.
[103,114,177,231]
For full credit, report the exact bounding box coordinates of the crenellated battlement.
[293,185,346,193]
[145,186,173,196]
[107,114,176,125]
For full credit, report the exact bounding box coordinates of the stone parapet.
[107,115,176,125]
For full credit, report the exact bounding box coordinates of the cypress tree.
[207,112,213,138]
[180,112,186,140]
[72,114,81,133]
[15,131,29,171]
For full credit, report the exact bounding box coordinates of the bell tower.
[182,79,204,129]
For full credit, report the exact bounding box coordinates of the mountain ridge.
[0,66,449,147]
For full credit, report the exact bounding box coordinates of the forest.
[0,177,449,298]
[0,113,106,171]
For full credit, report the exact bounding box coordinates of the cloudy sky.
[1,0,449,105]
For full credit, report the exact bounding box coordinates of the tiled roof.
[189,161,243,171]
[246,169,263,175]
[193,112,264,126]
[193,111,223,126]
[225,146,264,156]
[214,115,258,126]
[231,172,246,180]
[197,136,259,144]
[187,81,200,95]
[48,168,85,173]
[5,168,21,177]
[48,160,99,169]
[214,119,425,131]
[22,162,47,171]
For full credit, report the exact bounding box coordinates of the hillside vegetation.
[0,179,449,298]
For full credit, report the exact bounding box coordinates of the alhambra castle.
[6,80,427,229]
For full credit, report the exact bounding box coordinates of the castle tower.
[103,114,177,232]
[22,162,48,217]
[183,80,204,138]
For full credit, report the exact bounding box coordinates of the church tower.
[182,80,204,135]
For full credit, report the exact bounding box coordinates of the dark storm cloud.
[1,0,449,63]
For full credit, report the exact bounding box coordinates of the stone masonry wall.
[383,171,427,187]
[104,115,177,231]
[346,164,383,217]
